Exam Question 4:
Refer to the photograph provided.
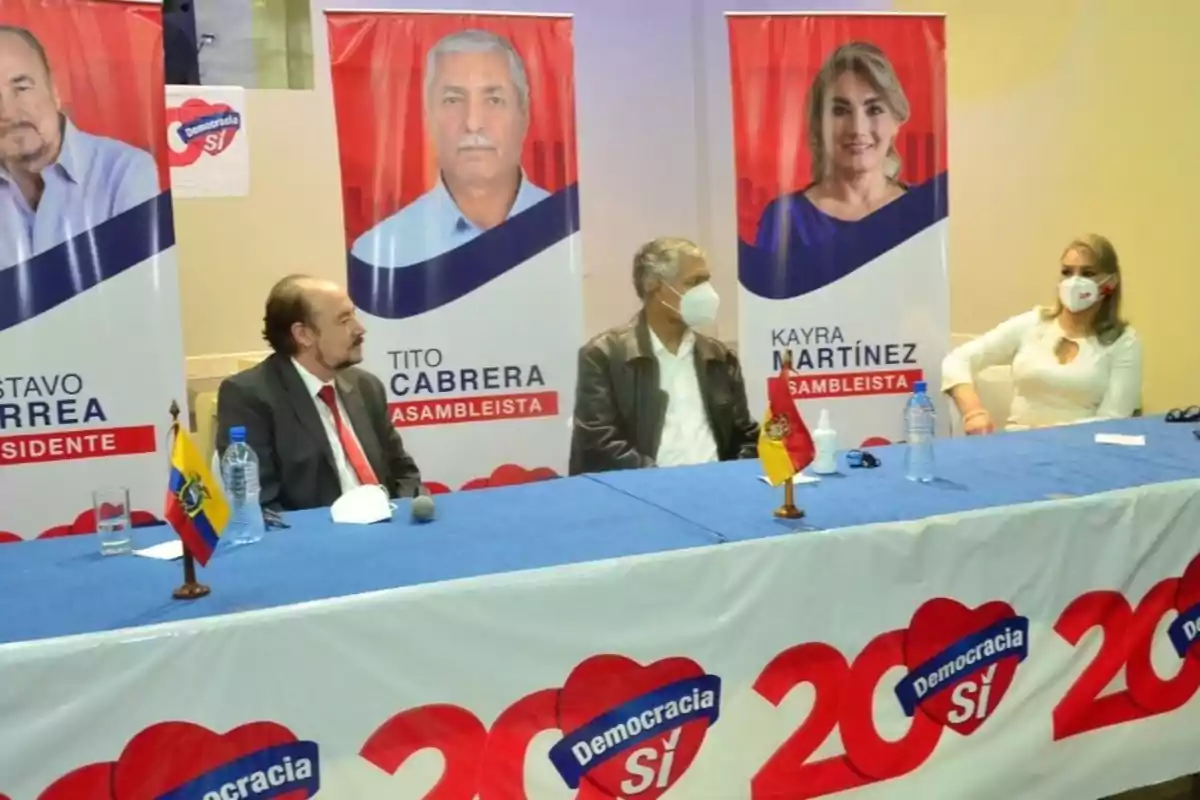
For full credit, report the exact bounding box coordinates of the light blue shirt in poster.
[0,118,160,270]
[351,173,549,269]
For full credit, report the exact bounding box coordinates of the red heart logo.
[555,655,716,799]
[37,762,114,800]
[165,99,241,166]
[58,507,159,535]
[0,531,21,544]
[903,598,1025,735]
[112,720,310,800]
[1173,553,1200,661]
[459,464,560,491]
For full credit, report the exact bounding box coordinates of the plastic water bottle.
[811,409,839,475]
[904,381,936,483]
[221,426,264,545]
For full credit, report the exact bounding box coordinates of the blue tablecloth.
[0,476,719,645]
[587,417,1200,542]
[1,418,1196,648]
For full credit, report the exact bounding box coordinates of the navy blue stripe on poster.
[0,193,176,333]
[739,173,948,300]
[348,184,580,319]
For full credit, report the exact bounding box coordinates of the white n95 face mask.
[330,484,392,525]
[1059,276,1105,313]
[670,282,720,328]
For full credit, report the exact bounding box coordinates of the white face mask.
[330,484,393,525]
[1059,276,1107,313]
[667,282,720,328]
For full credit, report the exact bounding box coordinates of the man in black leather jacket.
[569,237,759,475]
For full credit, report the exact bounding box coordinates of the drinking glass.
[94,487,132,556]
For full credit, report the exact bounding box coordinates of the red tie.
[316,385,379,486]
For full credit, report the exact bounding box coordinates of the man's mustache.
[457,133,496,150]
[0,121,35,135]
[351,335,365,347]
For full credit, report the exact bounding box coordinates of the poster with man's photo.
[325,10,582,491]
[0,0,185,541]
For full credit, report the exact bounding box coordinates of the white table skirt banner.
[0,0,186,543]
[324,10,583,493]
[730,13,951,448]
[2,480,1200,798]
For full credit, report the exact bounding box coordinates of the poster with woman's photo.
[729,13,949,446]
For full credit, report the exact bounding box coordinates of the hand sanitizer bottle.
[811,409,838,474]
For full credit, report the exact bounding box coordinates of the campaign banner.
[729,13,950,447]
[2,480,1200,798]
[165,84,249,198]
[0,0,184,540]
[325,10,582,491]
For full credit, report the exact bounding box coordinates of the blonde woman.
[755,41,911,252]
[942,235,1142,434]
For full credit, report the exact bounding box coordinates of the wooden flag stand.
[774,479,805,520]
[173,549,209,600]
[772,348,805,520]
[167,401,210,601]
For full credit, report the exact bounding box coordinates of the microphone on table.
[411,492,436,523]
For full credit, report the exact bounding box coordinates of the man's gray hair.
[632,237,706,300]
[424,29,529,111]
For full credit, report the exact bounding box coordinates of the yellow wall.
[176,89,343,380]
[178,0,1199,412]
[895,0,1197,412]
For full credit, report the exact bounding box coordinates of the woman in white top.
[942,234,1142,434]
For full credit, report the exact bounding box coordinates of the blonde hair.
[1042,234,1128,345]
[807,42,910,184]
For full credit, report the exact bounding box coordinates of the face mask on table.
[330,484,392,525]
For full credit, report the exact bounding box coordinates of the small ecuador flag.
[164,426,230,566]
[758,355,816,486]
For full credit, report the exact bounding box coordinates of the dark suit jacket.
[569,314,759,475]
[216,354,424,510]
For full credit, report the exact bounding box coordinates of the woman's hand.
[962,408,994,435]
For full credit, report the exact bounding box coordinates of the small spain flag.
[758,353,815,486]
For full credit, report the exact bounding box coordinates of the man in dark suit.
[217,275,424,510]
[569,237,759,475]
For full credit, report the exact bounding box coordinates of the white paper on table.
[133,540,184,560]
[758,472,821,486]
[1094,433,1146,447]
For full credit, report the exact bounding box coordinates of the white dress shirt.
[292,359,368,494]
[350,172,550,269]
[651,330,720,467]
[941,308,1142,429]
